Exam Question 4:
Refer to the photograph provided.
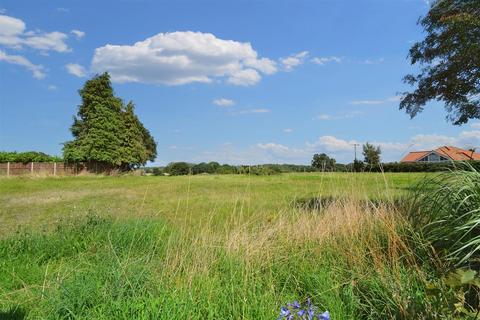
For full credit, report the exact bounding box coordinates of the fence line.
[0,162,79,176]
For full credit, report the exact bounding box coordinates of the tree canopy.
[363,143,381,166]
[400,0,480,125]
[165,162,191,176]
[311,153,336,171]
[63,73,157,169]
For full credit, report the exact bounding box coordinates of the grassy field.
[0,173,432,319]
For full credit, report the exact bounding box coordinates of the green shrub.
[191,162,223,174]
[0,151,62,163]
[165,162,192,175]
[151,167,164,176]
[245,165,281,175]
[215,164,237,174]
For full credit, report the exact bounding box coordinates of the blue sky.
[1,0,479,165]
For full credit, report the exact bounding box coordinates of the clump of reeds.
[406,164,480,268]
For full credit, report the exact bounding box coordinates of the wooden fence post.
[6,162,9,176]
[53,162,57,176]
[30,162,34,174]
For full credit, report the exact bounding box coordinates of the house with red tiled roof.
[401,146,480,163]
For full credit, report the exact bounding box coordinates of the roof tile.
[400,146,480,162]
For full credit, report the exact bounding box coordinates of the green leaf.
[444,269,477,288]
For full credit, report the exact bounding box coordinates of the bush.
[165,162,192,175]
[247,166,280,175]
[0,151,62,163]
[151,167,164,176]
[215,164,237,174]
[238,164,316,174]
[192,162,221,174]
[333,164,349,172]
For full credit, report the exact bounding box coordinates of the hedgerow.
[0,151,62,163]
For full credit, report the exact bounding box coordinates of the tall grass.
[0,197,434,319]
[407,164,480,268]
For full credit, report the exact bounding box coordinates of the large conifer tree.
[63,73,157,169]
[127,102,157,164]
[122,101,157,168]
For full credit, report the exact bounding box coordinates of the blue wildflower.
[307,307,315,319]
[278,300,329,320]
[278,306,290,320]
[306,298,312,307]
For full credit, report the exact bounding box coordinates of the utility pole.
[353,143,360,162]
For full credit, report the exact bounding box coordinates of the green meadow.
[0,173,441,319]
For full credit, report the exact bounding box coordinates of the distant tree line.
[148,160,480,176]
[143,142,479,176]
[0,151,62,163]
[145,162,318,176]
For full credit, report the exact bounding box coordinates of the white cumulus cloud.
[23,31,70,53]
[227,68,261,86]
[0,15,25,48]
[410,131,480,150]
[350,95,403,105]
[280,51,309,71]
[316,114,333,120]
[213,98,235,107]
[361,58,385,65]
[234,108,270,115]
[256,143,309,159]
[307,135,359,152]
[257,142,290,153]
[315,111,363,120]
[0,14,80,79]
[311,56,342,65]
[91,31,277,86]
[65,63,87,77]
[0,49,45,79]
[71,29,85,39]
[0,15,70,52]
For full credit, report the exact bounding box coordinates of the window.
[418,153,449,162]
